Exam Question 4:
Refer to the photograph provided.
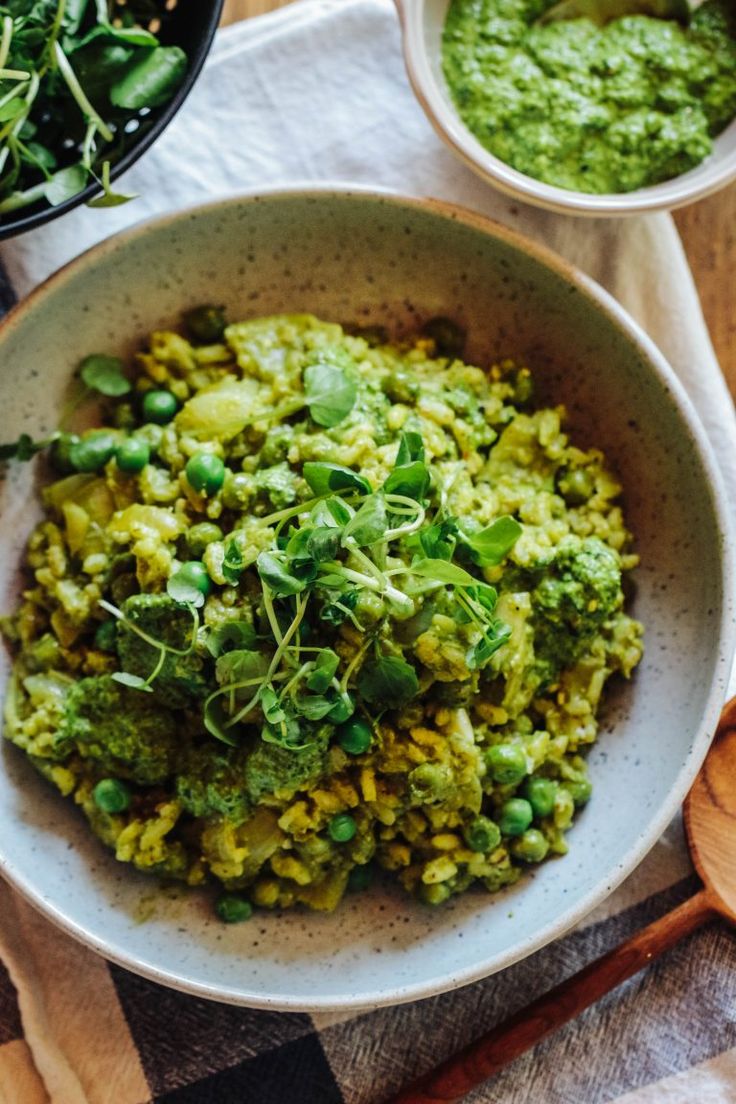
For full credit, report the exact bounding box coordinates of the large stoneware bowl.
[0,189,732,1010]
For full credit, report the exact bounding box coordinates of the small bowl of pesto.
[397,0,736,215]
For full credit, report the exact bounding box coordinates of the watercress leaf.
[410,558,476,586]
[294,694,334,720]
[306,648,340,692]
[465,582,498,613]
[222,538,246,585]
[87,186,137,209]
[167,571,205,608]
[311,496,353,528]
[326,688,354,723]
[79,353,131,396]
[0,98,26,123]
[318,588,359,626]
[100,24,159,47]
[341,493,387,547]
[111,670,152,692]
[303,462,371,497]
[206,620,258,658]
[259,684,285,724]
[261,718,308,749]
[63,0,90,35]
[285,527,314,562]
[412,517,458,560]
[395,430,425,467]
[307,526,342,562]
[383,460,430,502]
[467,621,512,669]
[315,573,350,589]
[69,22,159,50]
[25,141,57,170]
[460,516,522,566]
[215,649,269,686]
[204,695,239,746]
[110,45,188,110]
[257,551,307,596]
[303,363,357,428]
[358,655,419,706]
[45,164,88,207]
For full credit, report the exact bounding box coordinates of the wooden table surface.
[222,0,736,399]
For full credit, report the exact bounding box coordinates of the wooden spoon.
[387,696,736,1104]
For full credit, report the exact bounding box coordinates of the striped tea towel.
[1,2,736,1102]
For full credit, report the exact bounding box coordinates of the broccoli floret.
[259,424,295,465]
[116,594,208,707]
[254,462,299,509]
[244,728,330,804]
[176,743,251,823]
[531,537,623,669]
[61,675,177,784]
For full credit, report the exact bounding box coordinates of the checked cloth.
[1,2,736,1101]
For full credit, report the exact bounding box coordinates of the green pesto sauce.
[441,0,736,193]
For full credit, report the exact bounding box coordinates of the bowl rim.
[0,0,225,242]
[0,184,734,1010]
[396,0,736,218]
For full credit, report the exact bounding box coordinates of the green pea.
[510,828,550,864]
[524,776,557,819]
[382,369,419,404]
[115,437,150,473]
[558,467,594,506]
[464,815,501,853]
[93,778,130,814]
[347,864,373,892]
[186,522,224,558]
[184,304,227,344]
[512,367,534,405]
[419,882,451,906]
[175,561,213,597]
[328,813,357,843]
[185,453,226,496]
[215,894,253,923]
[142,389,178,425]
[408,762,452,804]
[421,316,466,358]
[484,743,527,785]
[498,797,533,837]
[93,620,117,653]
[564,778,593,807]
[70,431,117,473]
[337,718,373,755]
[49,432,80,474]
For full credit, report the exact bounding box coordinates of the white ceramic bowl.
[0,188,733,1010]
[397,0,736,216]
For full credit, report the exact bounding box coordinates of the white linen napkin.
[1,3,735,1102]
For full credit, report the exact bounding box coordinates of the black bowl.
[0,0,224,241]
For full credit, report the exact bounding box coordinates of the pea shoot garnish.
[0,1,188,218]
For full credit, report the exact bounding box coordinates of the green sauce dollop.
[442,0,736,193]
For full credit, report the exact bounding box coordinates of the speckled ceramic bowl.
[396,0,736,217]
[0,188,733,1010]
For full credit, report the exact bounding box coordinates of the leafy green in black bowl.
[0,0,223,239]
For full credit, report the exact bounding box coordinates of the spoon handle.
[387,888,718,1104]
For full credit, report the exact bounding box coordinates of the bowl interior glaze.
[0,190,732,1010]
